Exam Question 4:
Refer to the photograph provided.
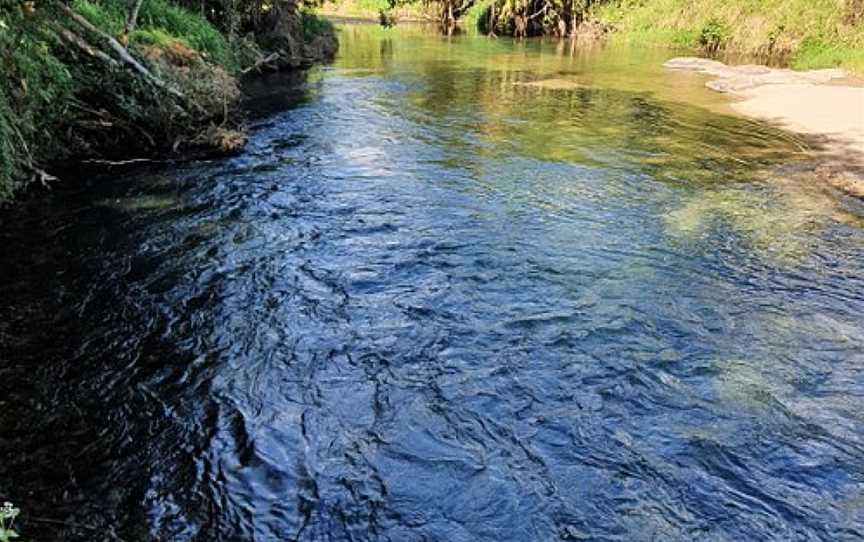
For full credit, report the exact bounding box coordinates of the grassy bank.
[0,0,336,201]
[326,0,864,74]
[590,0,864,72]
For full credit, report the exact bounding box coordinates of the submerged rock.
[514,78,585,90]
[662,57,727,72]
[663,57,846,94]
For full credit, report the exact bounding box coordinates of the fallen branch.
[54,26,120,68]
[241,51,282,74]
[29,167,59,188]
[59,3,185,100]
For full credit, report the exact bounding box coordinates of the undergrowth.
[0,1,77,197]
[301,9,335,40]
[0,0,238,198]
[73,0,235,69]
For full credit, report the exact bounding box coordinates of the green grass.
[73,0,127,34]
[792,36,864,71]
[591,0,864,73]
[74,0,235,69]
[130,27,185,47]
[137,0,235,68]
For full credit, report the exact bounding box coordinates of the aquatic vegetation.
[665,174,863,263]
[714,360,790,414]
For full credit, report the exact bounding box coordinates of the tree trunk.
[125,0,145,36]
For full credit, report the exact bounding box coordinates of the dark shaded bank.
[0,0,337,202]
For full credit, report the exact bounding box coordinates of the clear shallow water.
[2,23,864,541]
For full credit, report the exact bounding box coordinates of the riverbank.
[0,0,337,202]
[320,0,864,75]
[591,0,864,75]
[665,57,864,197]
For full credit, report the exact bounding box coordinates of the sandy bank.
[665,58,864,197]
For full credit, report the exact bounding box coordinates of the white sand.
[730,84,864,155]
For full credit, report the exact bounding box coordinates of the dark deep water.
[2,23,864,541]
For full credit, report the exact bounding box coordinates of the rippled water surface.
[2,23,864,541]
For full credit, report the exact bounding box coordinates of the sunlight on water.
[666,174,864,263]
[1,21,863,542]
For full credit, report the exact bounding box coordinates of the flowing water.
[2,22,864,541]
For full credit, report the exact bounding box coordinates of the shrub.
[699,17,729,53]
[300,10,334,41]
[0,2,77,196]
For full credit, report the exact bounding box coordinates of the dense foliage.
[0,1,77,197]
[378,0,602,34]
[0,0,335,199]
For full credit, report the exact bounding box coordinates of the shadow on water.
[1,22,864,541]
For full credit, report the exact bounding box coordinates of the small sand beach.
[665,58,864,196]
